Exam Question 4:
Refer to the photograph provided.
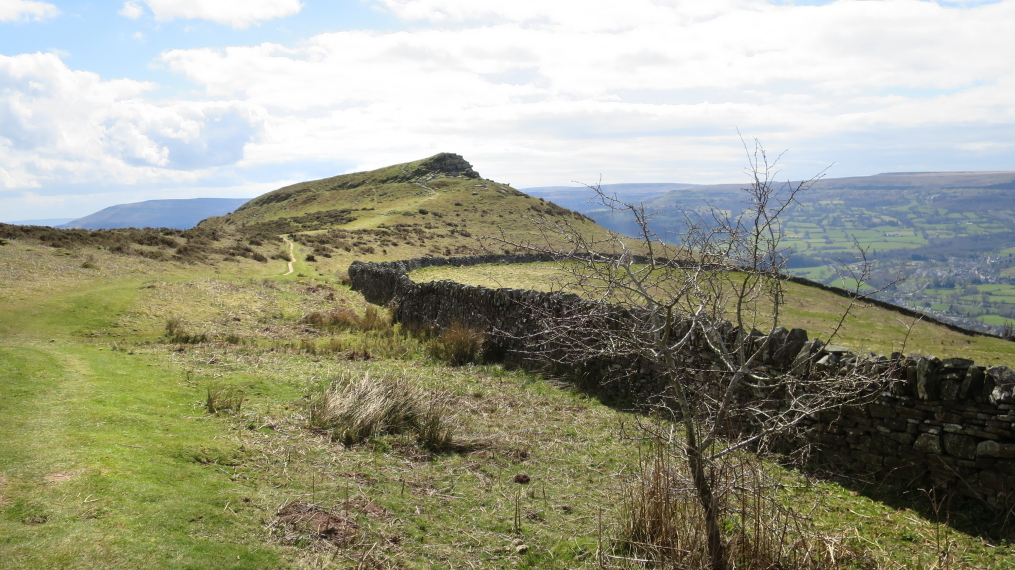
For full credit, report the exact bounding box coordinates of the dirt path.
[281,236,295,276]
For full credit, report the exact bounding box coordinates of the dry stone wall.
[348,255,1015,509]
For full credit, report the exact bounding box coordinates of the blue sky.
[0,1,400,93]
[1,0,1013,221]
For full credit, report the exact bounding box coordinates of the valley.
[525,171,1015,337]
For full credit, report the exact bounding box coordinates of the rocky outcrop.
[406,153,481,181]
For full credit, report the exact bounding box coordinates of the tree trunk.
[687,445,726,570]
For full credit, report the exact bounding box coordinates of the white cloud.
[374,0,748,29]
[0,167,15,188]
[0,0,58,22]
[0,53,265,191]
[142,0,303,29]
[119,1,144,19]
[150,0,1015,185]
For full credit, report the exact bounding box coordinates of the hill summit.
[405,152,481,181]
[200,153,595,261]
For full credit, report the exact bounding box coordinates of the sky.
[1,0,1013,221]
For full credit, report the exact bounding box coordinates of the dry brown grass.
[164,316,208,344]
[620,443,875,570]
[303,305,392,334]
[425,321,487,366]
[308,371,456,450]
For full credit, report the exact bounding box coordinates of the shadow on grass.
[509,356,1015,544]
[802,460,1015,543]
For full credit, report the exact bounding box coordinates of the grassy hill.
[3,158,1015,568]
[1,153,599,279]
[200,153,598,274]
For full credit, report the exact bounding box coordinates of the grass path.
[0,276,282,569]
[281,236,296,276]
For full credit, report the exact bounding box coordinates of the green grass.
[0,257,286,567]
[978,315,1015,326]
[0,241,636,568]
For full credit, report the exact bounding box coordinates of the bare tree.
[492,141,896,569]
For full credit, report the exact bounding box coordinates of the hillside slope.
[2,238,1010,568]
[200,153,599,264]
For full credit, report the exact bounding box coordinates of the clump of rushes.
[308,372,455,450]
[163,316,207,344]
[302,306,391,333]
[425,322,486,366]
[206,385,245,414]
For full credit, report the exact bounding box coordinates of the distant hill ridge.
[61,198,252,230]
[6,218,76,227]
[524,170,1015,202]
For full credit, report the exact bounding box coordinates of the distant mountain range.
[6,218,77,227]
[55,198,252,230]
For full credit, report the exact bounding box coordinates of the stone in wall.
[988,366,1015,405]
[917,355,942,400]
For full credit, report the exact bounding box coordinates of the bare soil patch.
[343,497,390,518]
[275,501,359,546]
[43,471,77,484]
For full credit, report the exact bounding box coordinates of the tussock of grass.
[206,385,245,414]
[303,305,391,333]
[163,316,208,344]
[295,328,420,360]
[308,372,456,450]
[425,321,486,366]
